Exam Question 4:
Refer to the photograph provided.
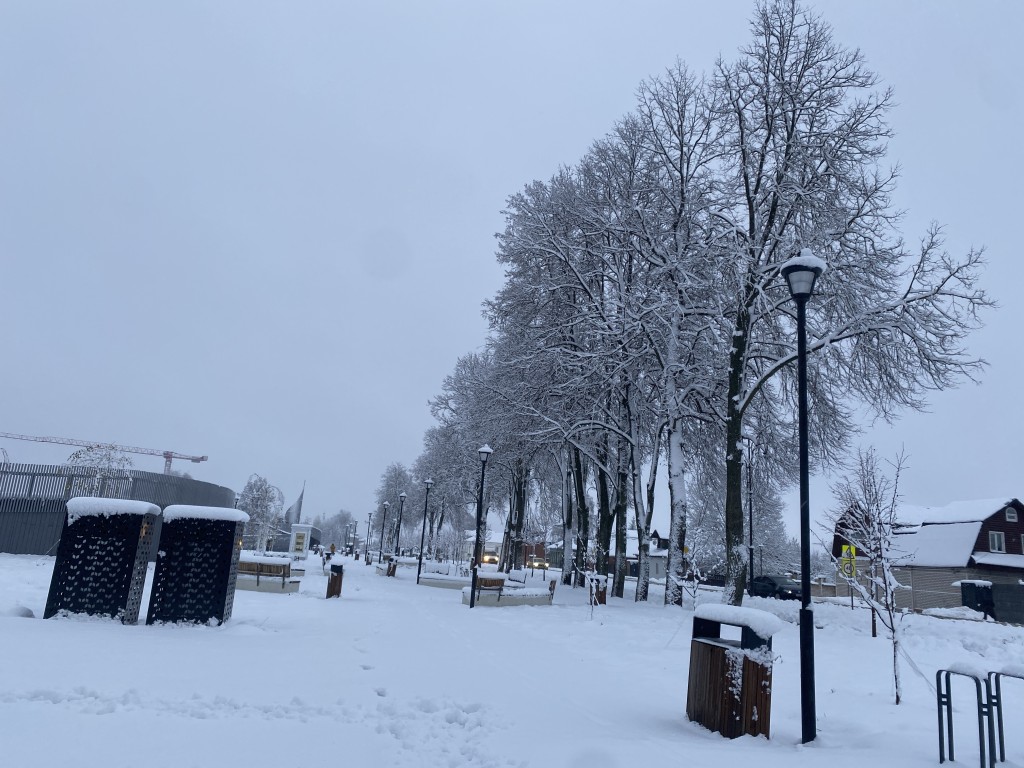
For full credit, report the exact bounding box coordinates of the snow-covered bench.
[236,554,300,593]
[505,569,528,587]
[461,578,557,607]
[418,571,471,590]
[423,562,453,576]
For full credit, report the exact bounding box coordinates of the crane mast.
[0,432,208,475]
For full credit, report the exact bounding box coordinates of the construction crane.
[0,432,208,474]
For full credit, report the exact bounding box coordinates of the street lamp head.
[383,501,390,510]
[781,249,825,300]
[424,478,434,489]
[399,491,407,501]
[478,444,493,463]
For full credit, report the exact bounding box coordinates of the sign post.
[840,545,856,609]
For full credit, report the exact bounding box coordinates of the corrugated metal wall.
[0,462,236,556]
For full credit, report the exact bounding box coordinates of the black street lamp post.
[782,251,824,745]
[365,513,372,564]
[469,444,493,609]
[416,478,434,584]
[393,492,407,556]
[377,501,390,564]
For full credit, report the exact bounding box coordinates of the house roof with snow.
[624,530,668,559]
[890,521,982,567]
[883,497,1024,569]
[895,497,1018,527]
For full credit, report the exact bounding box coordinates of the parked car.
[749,575,802,600]
[525,554,549,570]
[481,550,499,565]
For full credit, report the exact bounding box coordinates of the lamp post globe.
[469,445,493,609]
[782,248,824,744]
[377,501,390,565]
[416,478,434,585]
[394,492,407,556]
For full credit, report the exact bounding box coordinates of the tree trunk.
[561,459,574,586]
[511,469,528,570]
[572,447,590,588]
[499,492,513,571]
[665,418,688,606]
[595,458,614,578]
[625,385,652,602]
[613,468,628,598]
[893,634,902,705]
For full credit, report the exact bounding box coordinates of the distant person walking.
[981,592,997,621]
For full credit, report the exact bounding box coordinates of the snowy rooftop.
[896,498,1017,526]
[971,552,1024,569]
[624,530,669,558]
[890,521,981,567]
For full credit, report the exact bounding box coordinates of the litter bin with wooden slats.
[327,562,344,598]
[685,605,784,739]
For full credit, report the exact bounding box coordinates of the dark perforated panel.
[146,518,244,625]
[43,512,158,623]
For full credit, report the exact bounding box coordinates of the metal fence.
[0,462,236,556]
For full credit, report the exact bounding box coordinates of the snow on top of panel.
[163,505,249,523]
[66,497,160,523]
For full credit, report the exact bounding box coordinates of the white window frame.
[989,530,1006,553]
[1006,508,1019,523]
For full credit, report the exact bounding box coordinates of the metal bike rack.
[936,668,996,768]
[987,670,1024,764]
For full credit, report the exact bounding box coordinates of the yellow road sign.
[840,544,856,578]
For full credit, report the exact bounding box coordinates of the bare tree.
[237,474,284,554]
[827,447,908,704]
[709,0,990,604]
[66,443,134,497]
[375,463,412,553]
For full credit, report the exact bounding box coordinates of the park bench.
[505,569,527,587]
[236,555,300,593]
[476,574,507,598]
[461,577,557,607]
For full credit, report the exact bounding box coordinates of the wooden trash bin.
[327,563,344,598]
[685,605,784,739]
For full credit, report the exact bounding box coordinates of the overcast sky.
[2,1,1020,535]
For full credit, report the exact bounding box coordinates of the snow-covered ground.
[2,553,1022,767]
